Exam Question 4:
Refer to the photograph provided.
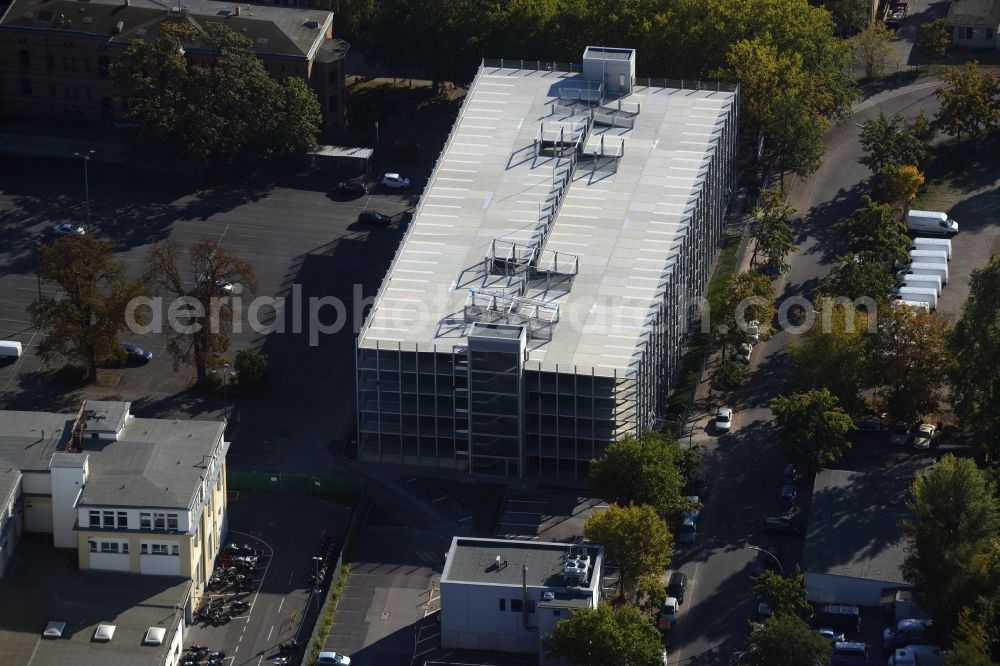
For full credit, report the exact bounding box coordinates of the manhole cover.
[380,611,390,620]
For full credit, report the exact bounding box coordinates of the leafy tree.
[835,196,909,265]
[113,23,321,170]
[234,349,267,388]
[29,236,148,379]
[916,18,952,56]
[749,613,832,666]
[590,431,686,517]
[750,186,796,272]
[853,21,897,79]
[934,61,1000,141]
[145,240,257,383]
[583,504,673,595]
[752,566,811,618]
[869,305,952,421]
[950,254,1000,458]
[859,111,926,174]
[634,573,667,616]
[712,357,748,390]
[907,109,938,148]
[820,254,895,304]
[787,298,871,414]
[718,271,777,350]
[876,164,925,206]
[820,0,870,36]
[902,455,1000,638]
[944,610,993,666]
[771,388,854,469]
[541,603,664,666]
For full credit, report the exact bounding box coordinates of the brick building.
[0,0,347,133]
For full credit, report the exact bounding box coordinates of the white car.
[381,173,410,189]
[661,597,679,622]
[715,407,733,432]
[736,342,753,364]
[913,423,936,450]
[747,320,761,342]
[316,651,351,665]
[52,223,86,236]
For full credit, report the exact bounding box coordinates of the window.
[71,57,77,72]
[89,510,100,527]
[171,544,179,555]
[116,512,128,529]
[499,599,506,611]
[988,28,995,40]
[153,514,165,530]
[98,55,110,78]
[20,79,32,96]
[552,610,561,617]
[62,56,68,71]
[140,513,152,529]
[84,58,89,72]
[966,27,975,39]
[510,599,523,613]
[89,540,97,552]
[100,542,116,553]
[122,542,128,554]
[166,514,178,531]
[18,49,29,67]
[140,543,148,554]
[151,544,168,555]
[526,600,536,613]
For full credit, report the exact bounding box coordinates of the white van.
[0,341,22,358]
[895,287,937,310]
[896,262,948,285]
[893,299,931,313]
[909,237,952,260]
[908,249,948,265]
[896,274,942,296]
[887,645,945,666]
[907,210,958,236]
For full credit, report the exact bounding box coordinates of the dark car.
[337,181,367,196]
[666,571,688,604]
[782,463,798,483]
[683,471,709,499]
[122,343,153,363]
[763,516,802,536]
[357,211,392,225]
[778,483,798,508]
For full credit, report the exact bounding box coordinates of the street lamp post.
[748,544,784,576]
[374,122,379,153]
[73,150,95,226]
[31,240,42,302]
[312,556,324,609]
[222,363,230,422]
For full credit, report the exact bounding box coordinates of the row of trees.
[542,431,697,665]
[30,235,265,385]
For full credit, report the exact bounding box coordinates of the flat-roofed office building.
[357,47,738,480]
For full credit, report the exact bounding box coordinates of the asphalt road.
[667,80,974,665]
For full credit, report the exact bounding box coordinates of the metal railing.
[482,58,583,73]
[636,78,739,93]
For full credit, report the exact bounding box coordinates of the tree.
[749,613,832,666]
[145,240,257,383]
[859,111,926,174]
[29,236,147,379]
[717,271,777,350]
[590,431,686,517]
[950,254,1000,458]
[944,610,993,666]
[934,61,1000,141]
[853,21,897,79]
[787,298,871,414]
[234,349,267,388]
[876,164,924,206]
[712,357,748,391]
[834,196,909,265]
[820,0,870,36]
[634,574,667,616]
[752,566,811,618]
[583,504,673,595]
[901,455,1000,638]
[771,389,854,469]
[113,23,321,170]
[541,603,664,666]
[820,254,896,304]
[750,186,796,272]
[916,18,952,56]
[869,304,952,421]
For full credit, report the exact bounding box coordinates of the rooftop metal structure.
[358,52,737,379]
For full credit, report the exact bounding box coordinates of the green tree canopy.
[718,271,777,349]
[950,253,1000,458]
[590,431,686,517]
[902,455,1000,638]
[583,504,673,594]
[752,566,811,619]
[917,18,953,56]
[853,21,897,80]
[541,603,664,666]
[934,61,1000,141]
[29,236,148,379]
[787,298,872,414]
[749,613,832,666]
[771,388,854,469]
[819,253,895,304]
[859,111,927,174]
[145,240,258,383]
[876,164,925,206]
[869,304,953,421]
[835,195,910,265]
[113,22,322,169]
[750,186,796,273]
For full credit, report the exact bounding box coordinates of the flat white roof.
[359,63,735,377]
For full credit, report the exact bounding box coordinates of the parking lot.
[495,487,605,542]
[183,492,352,665]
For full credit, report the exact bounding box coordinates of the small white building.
[947,0,1000,49]
[440,537,603,660]
[803,469,913,607]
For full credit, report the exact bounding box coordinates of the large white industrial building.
[357,47,739,480]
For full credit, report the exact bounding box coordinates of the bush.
[234,349,267,387]
[712,358,748,390]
